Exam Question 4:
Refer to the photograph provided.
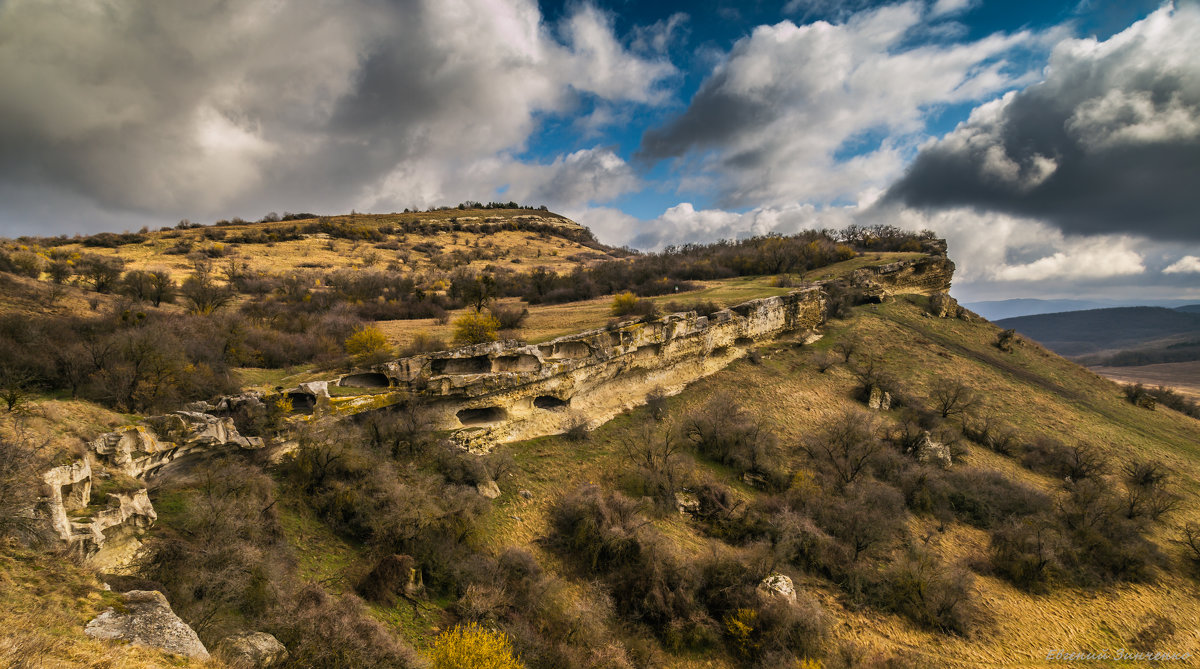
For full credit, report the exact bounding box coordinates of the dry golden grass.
[377,254,923,350]
[26,211,605,283]
[0,545,219,668]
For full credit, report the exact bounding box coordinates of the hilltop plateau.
[2,211,1198,669]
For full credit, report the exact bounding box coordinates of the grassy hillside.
[35,293,1191,668]
[468,295,1200,667]
[5,217,1198,667]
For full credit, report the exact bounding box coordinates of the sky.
[0,0,1197,302]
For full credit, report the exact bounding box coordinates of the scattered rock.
[742,471,768,488]
[518,489,533,500]
[867,385,892,411]
[912,431,952,468]
[757,573,797,603]
[928,292,959,318]
[216,632,288,668]
[297,380,330,399]
[675,491,700,516]
[85,590,208,660]
[476,479,501,499]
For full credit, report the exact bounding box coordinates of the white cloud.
[0,0,675,228]
[1164,255,1200,274]
[640,1,1051,208]
[930,0,977,18]
[991,238,1145,281]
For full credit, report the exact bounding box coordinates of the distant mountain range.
[964,298,1200,321]
[996,306,1200,362]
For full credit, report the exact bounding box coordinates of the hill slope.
[4,220,1200,668]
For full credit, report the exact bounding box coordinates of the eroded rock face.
[85,590,209,660]
[345,287,828,448]
[216,631,289,668]
[39,411,263,567]
[41,459,92,540]
[90,412,263,479]
[854,255,956,295]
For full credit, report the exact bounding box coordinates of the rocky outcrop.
[852,255,955,295]
[217,631,289,668]
[41,458,92,541]
[39,411,264,567]
[867,385,892,411]
[912,431,953,468]
[335,287,827,448]
[85,590,209,660]
[90,411,264,480]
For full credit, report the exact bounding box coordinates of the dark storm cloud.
[885,4,1200,241]
[638,68,772,161]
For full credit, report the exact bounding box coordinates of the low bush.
[490,304,529,330]
[453,311,501,345]
[683,395,784,487]
[1020,438,1107,482]
[270,584,423,668]
[868,548,976,634]
[428,623,523,669]
[344,324,392,366]
[610,292,657,318]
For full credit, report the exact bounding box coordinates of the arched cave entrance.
[340,372,391,388]
[533,395,569,410]
[456,406,507,426]
[286,392,316,415]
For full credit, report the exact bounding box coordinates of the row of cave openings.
[456,394,569,427]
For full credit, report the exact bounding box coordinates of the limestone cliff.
[337,287,827,448]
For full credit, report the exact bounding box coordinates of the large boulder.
[928,292,958,318]
[757,573,797,603]
[476,479,501,499]
[85,590,208,660]
[216,631,289,668]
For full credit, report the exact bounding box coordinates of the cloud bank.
[0,0,669,232]
[885,3,1200,241]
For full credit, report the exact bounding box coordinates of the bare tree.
[0,425,51,542]
[181,261,234,315]
[802,409,885,488]
[1122,460,1181,521]
[620,423,691,508]
[832,336,860,363]
[928,378,978,419]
